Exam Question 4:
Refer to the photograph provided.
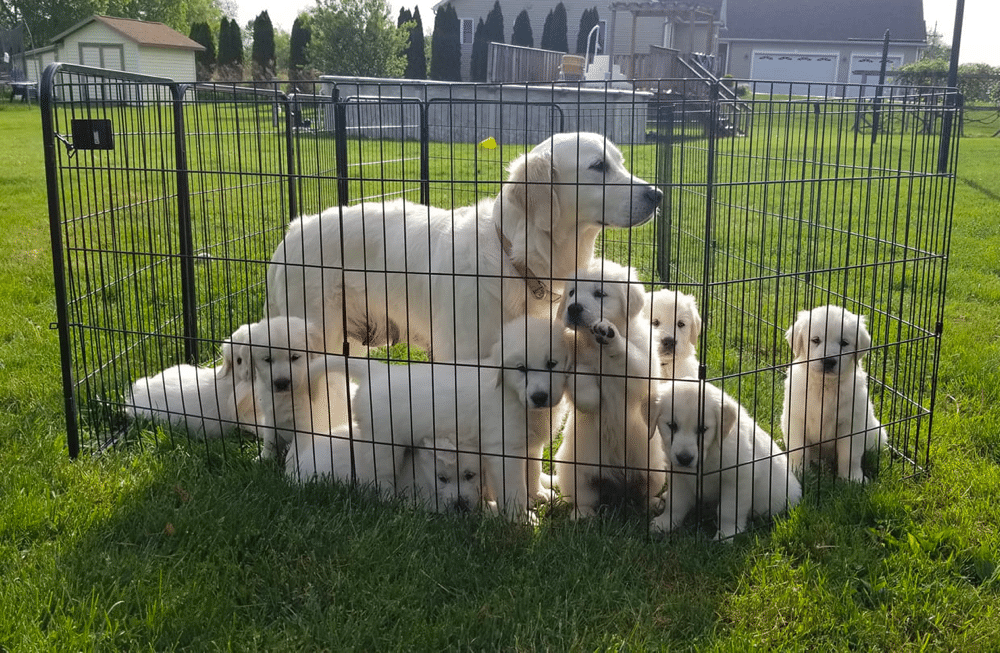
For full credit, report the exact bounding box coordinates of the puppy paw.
[592,320,618,345]
[650,513,677,535]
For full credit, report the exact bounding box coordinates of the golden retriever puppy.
[781,305,888,482]
[126,323,259,437]
[653,380,802,540]
[554,260,666,518]
[644,288,701,379]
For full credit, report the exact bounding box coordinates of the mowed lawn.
[1,100,999,650]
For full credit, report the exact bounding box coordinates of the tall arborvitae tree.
[470,18,487,82]
[398,6,426,79]
[540,2,568,53]
[217,17,233,68]
[251,11,275,80]
[576,7,600,56]
[430,3,461,81]
[484,1,504,46]
[511,9,533,48]
[218,16,244,77]
[290,14,312,89]
[189,21,216,80]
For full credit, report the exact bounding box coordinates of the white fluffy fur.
[644,288,701,380]
[323,315,572,519]
[266,133,661,428]
[781,304,888,482]
[554,260,666,518]
[652,381,802,540]
[248,316,328,460]
[126,323,259,437]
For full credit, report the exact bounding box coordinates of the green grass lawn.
[2,98,1000,650]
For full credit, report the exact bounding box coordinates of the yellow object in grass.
[479,136,498,150]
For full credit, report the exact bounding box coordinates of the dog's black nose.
[644,187,664,207]
[660,336,676,353]
[822,357,839,372]
[452,497,471,514]
[273,378,291,392]
[567,303,584,324]
[675,452,695,468]
[530,390,549,407]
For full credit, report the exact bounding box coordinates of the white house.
[24,15,204,83]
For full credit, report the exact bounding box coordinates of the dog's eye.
[568,289,575,297]
[290,354,301,362]
[839,339,850,348]
[546,359,558,370]
[696,425,709,435]
[236,357,243,365]
[263,356,273,364]
[593,289,607,299]
[810,337,821,345]
[651,319,661,327]
[516,364,528,373]
[677,321,686,329]
[463,471,476,481]
[590,159,606,172]
[438,474,450,484]
[667,421,678,433]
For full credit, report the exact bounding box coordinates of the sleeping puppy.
[644,288,701,380]
[248,316,328,460]
[652,380,802,540]
[320,315,572,519]
[781,304,888,482]
[126,323,259,437]
[554,260,666,518]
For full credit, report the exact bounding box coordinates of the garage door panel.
[751,52,838,95]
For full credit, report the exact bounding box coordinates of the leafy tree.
[189,20,215,80]
[470,18,487,82]
[510,9,532,48]
[540,2,568,53]
[290,14,312,87]
[309,0,407,78]
[430,3,461,81]
[217,16,243,78]
[576,7,600,56]
[251,11,275,80]
[398,6,426,79]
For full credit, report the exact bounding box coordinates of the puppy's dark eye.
[590,159,607,172]
[438,474,450,484]
[516,364,528,373]
[651,319,661,328]
[568,289,575,297]
[810,337,821,345]
[263,356,273,364]
[546,359,558,370]
[236,357,243,365]
[667,421,678,433]
[463,471,476,481]
[291,354,301,362]
[839,339,850,347]
[594,289,607,299]
[677,321,686,329]
[696,425,709,435]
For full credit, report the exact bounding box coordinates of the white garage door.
[751,51,838,95]
[847,53,905,97]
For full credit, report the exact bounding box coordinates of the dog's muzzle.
[530,390,551,408]
[644,187,664,209]
[660,336,676,354]
[273,378,291,392]
[822,357,839,373]
[566,303,585,327]
[674,452,695,468]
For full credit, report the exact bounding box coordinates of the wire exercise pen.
[41,63,958,533]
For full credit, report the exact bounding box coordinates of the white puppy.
[781,304,888,482]
[266,133,662,431]
[328,315,572,519]
[555,260,666,518]
[126,323,259,437]
[644,288,701,379]
[652,380,802,540]
[248,316,328,460]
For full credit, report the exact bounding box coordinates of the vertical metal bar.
[283,93,298,221]
[40,63,81,459]
[698,81,719,381]
[420,99,430,205]
[870,29,890,145]
[333,88,350,206]
[937,0,965,173]
[655,103,674,284]
[172,83,198,364]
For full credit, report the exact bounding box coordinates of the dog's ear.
[627,280,646,321]
[500,150,559,243]
[305,320,323,359]
[719,389,739,439]
[217,340,234,379]
[684,293,703,344]
[786,310,811,358]
[856,314,872,360]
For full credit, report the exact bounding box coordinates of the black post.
[655,103,674,284]
[172,83,199,364]
[870,30,891,144]
[420,101,430,205]
[937,0,965,173]
[333,88,350,206]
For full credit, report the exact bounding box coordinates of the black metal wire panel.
[41,66,957,532]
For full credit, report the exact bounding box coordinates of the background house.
[24,15,205,83]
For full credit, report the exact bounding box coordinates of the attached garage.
[750,51,839,93]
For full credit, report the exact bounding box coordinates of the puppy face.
[645,289,701,368]
[218,323,254,384]
[248,317,321,396]
[495,317,572,409]
[561,260,645,334]
[785,305,872,376]
[657,381,737,470]
[540,132,663,229]
[409,437,482,513]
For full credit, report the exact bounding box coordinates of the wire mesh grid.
[41,64,958,535]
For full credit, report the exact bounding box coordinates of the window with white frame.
[461,18,474,45]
